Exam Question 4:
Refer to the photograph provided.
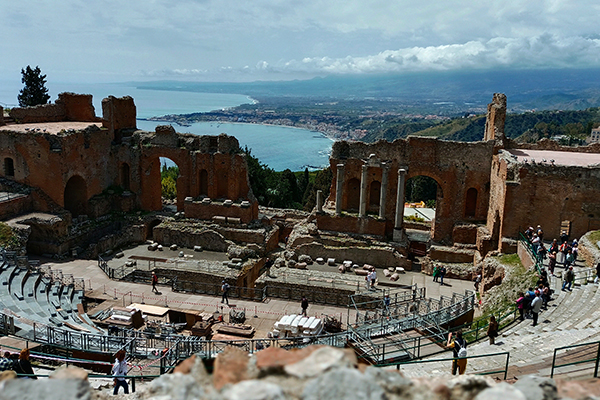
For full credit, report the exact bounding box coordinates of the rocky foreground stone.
[0,345,598,400]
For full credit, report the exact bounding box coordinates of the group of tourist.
[525,225,579,275]
[432,265,447,285]
[0,348,37,379]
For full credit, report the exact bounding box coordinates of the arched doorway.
[64,175,87,217]
[346,178,360,211]
[404,175,440,233]
[160,158,179,211]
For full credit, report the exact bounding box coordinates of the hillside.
[399,108,600,143]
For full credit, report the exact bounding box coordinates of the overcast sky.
[2,0,600,83]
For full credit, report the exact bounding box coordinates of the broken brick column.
[394,168,407,241]
[379,163,389,219]
[335,163,345,216]
[358,164,368,218]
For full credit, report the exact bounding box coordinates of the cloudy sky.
[2,0,600,83]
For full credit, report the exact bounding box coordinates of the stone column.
[394,168,407,241]
[316,190,323,213]
[335,164,345,216]
[358,164,368,218]
[379,163,389,219]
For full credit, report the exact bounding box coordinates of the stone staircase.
[398,256,600,379]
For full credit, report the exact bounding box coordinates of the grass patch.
[588,230,600,243]
[497,253,522,268]
[0,222,18,248]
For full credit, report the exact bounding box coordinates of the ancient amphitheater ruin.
[1,91,600,397]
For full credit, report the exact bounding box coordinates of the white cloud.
[2,1,600,81]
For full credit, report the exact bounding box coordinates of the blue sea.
[0,81,333,171]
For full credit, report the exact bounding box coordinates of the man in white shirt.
[531,290,543,327]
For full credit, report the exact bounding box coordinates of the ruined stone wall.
[0,125,117,210]
[101,95,136,142]
[9,103,66,123]
[294,242,410,268]
[328,137,494,242]
[0,194,32,219]
[483,93,507,141]
[184,200,258,224]
[57,92,97,121]
[496,156,600,241]
[316,214,386,237]
[137,130,254,213]
[485,152,511,250]
[0,106,4,126]
[8,92,97,124]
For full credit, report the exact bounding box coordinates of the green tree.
[18,66,50,107]
[161,164,179,200]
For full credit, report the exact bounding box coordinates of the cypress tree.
[18,65,50,107]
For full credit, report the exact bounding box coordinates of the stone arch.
[369,180,381,207]
[216,169,228,199]
[199,169,209,196]
[3,157,14,177]
[465,187,478,217]
[120,163,130,190]
[64,175,87,217]
[346,178,360,211]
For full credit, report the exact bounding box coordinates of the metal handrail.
[389,351,511,380]
[550,340,600,378]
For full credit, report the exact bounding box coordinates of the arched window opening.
[216,170,228,199]
[346,178,360,211]
[64,175,87,217]
[120,163,130,190]
[199,169,209,196]
[4,158,14,177]
[465,188,478,217]
[369,181,381,207]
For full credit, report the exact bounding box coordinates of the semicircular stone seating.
[398,260,600,379]
[0,256,104,337]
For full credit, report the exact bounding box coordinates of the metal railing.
[550,340,600,378]
[391,351,511,380]
[519,232,544,274]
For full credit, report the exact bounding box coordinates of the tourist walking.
[433,265,440,282]
[474,273,481,292]
[516,292,525,321]
[562,266,575,291]
[151,272,159,293]
[439,266,447,285]
[548,251,557,276]
[370,268,377,289]
[301,296,309,316]
[446,331,467,375]
[531,291,542,327]
[564,249,574,269]
[221,281,230,305]
[487,315,499,345]
[112,350,129,395]
[12,348,36,379]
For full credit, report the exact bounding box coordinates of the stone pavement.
[36,249,474,339]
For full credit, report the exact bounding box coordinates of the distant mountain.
[134,68,600,111]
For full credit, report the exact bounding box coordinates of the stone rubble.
[0,345,598,400]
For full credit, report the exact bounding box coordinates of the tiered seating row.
[0,263,103,335]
